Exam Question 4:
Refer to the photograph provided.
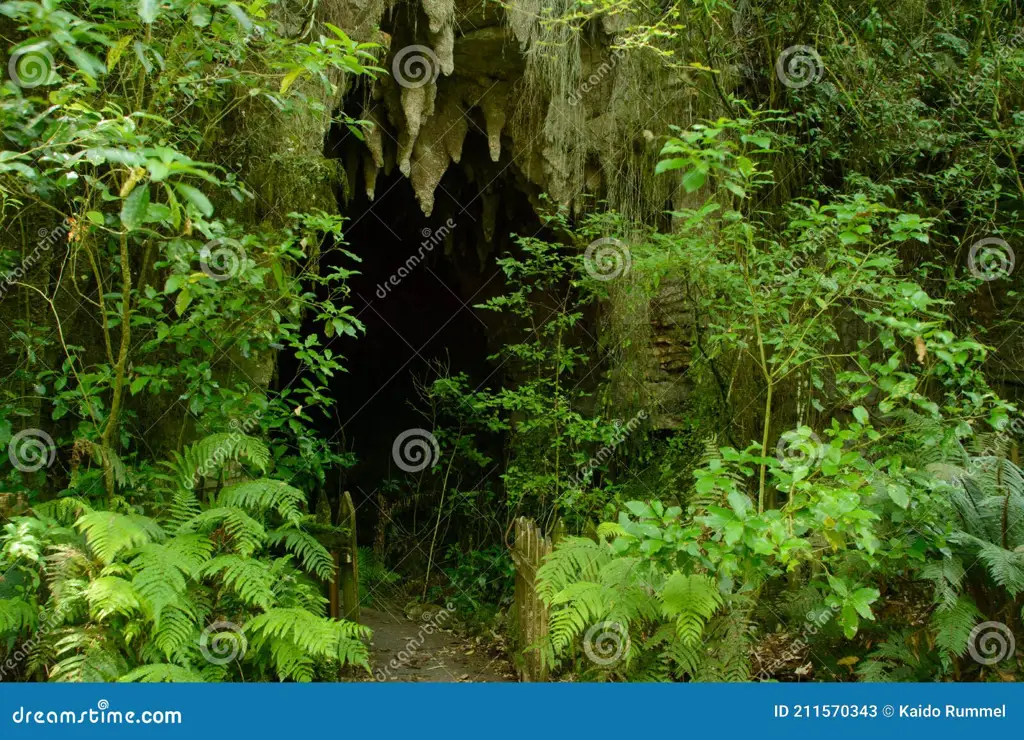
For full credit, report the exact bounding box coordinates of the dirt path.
[362,606,516,682]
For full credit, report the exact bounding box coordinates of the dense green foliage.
[1,0,1023,684]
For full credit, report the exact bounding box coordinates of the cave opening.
[280,120,547,555]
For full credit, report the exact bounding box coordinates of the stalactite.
[342,0,705,223]
[363,152,379,200]
[479,84,508,162]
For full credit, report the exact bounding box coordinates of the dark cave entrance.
[280,121,546,550]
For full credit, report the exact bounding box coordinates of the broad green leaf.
[120,186,150,231]
[107,36,133,71]
[887,484,910,509]
[175,287,193,316]
[850,588,880,620]
[139,0,158,23]
[173,183,213,217]
[280,67,305,94]
[682,169,706,193]
[654,157,687,174]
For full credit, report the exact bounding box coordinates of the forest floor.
[361,605,516,682]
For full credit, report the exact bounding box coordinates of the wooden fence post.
[513,516,558,682]
[338,490,360,623]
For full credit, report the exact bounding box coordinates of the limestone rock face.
[328,0,706,425]
[336,0,692,224]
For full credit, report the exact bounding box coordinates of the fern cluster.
[0,434,369,682]
[535,535,746,681]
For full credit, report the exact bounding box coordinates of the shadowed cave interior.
[278,127,546,548]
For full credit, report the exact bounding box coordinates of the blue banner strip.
[1,683,1021,739]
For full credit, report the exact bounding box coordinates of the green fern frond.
[149,605,199,660]
[83,576,141,620]
[267,527,334,581]
[88,443,127,486]
[168,487,202,530]
[975,542,1024,597]
[920,557,965,610]
[74,512,165,564]
[536,537,610,601]
[648,622,703,678]
[50,628,128,682]
[245,608,371,675]
[548,581,609,652]
[180,507,265,557]
[660,572,723,646]
[596,522,626,538]
[129,539,210,627]
[0,597,37,635]
[200,555,277,609]
[32,496,93,524]
[165,433,272,490]
[120,663,207,683]
[932,595,981,660]
[263,638,316,682]
[218,480,305,526]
